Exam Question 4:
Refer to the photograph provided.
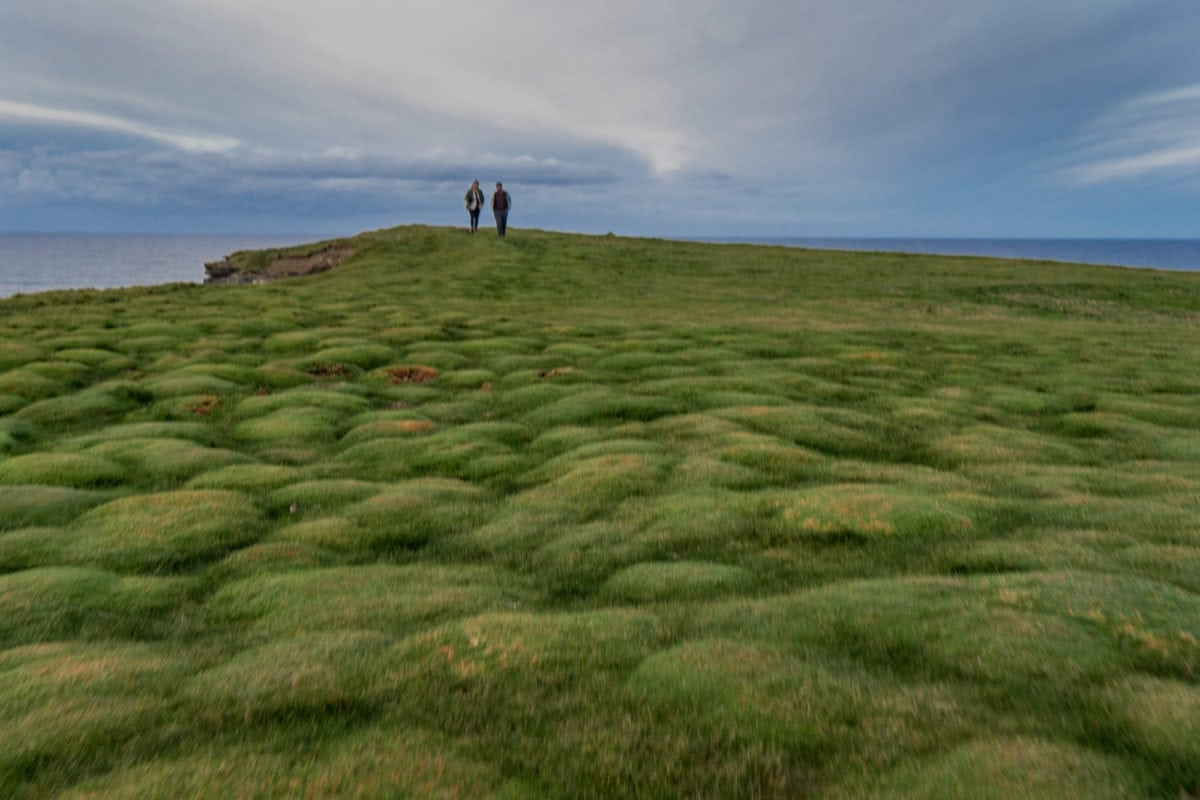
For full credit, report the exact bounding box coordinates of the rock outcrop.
[204,244,354,285]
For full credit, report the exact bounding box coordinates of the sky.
[2,1,1200,238]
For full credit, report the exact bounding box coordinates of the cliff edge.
[204,242,354,285]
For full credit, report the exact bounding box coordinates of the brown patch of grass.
[189,395,221,416]
[387,365,439,384]
[308,363,354,380]
[377,419,434,434]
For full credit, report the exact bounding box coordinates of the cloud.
[1059,83,1200,184]
[0,100,240,153]
[0,137,621,233]
[235,149,619,185]
[2,1,1199,235]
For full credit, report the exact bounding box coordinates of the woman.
[464,180,484,233]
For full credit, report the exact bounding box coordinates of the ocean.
[2,233,1199,298]
[696,237,1200,272]
[0,233,327,298]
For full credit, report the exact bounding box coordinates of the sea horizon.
[0,232,330,298]
[688,235,1200,272]
[2,231,1199,298]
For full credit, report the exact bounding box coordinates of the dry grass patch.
[766,484,976,540]
[384,364,440,384]
[976,571,1200,679]
[339,416,435,444]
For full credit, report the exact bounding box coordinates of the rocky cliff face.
[204,244,354,285]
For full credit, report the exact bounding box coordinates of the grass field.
[2,224,1200,798]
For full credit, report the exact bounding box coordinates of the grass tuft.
[0,486,114,530]
[600,560,754,603]
[0,452,127,487]
[68,490,264,573]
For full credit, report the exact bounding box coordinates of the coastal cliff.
[204,242,353,285]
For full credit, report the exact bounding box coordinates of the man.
[491,182,512,238]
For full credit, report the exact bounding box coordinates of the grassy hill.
[2,225,1200,798]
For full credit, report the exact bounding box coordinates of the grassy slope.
[2,225,1200,798]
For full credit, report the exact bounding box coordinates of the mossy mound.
[185,463,306,491]
[205,564,520,637]
[0,452,127,487]
[68,490,264,573]
[823,737,1150,800]
[83,438,253,482]
[182,630,394,722]
[763,483,977,541]
[0,486,115,530]
[0,567,191,644]
[53,727,532,800]
[600,560,755,603]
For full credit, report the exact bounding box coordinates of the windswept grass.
[2,225,1200,797]
[0,452,127,487]
[0,486,115,530]
[68,490,264,573]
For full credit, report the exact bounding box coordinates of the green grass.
[2,224,1200,797]
[0,452,127,487]
[67,490,265,573]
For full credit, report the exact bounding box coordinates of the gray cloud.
[2,1,1199,235]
